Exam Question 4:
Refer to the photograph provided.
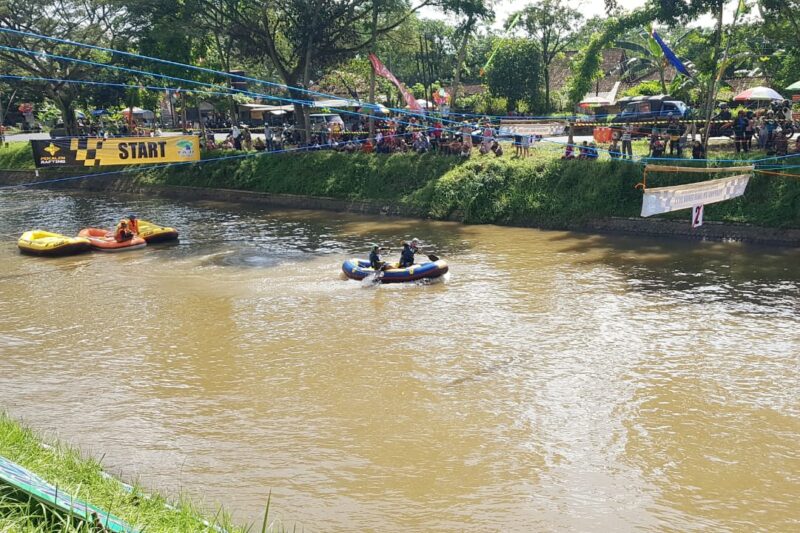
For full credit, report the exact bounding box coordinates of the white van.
[309,113,346,131]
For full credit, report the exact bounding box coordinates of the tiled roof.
[723,77,770,94]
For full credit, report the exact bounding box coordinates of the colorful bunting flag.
[368,53,422,113]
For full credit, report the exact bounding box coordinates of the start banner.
[31,135,200,168]
[641,174,751,217]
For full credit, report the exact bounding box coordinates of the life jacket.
[399,245,415,268]
[369,250,382,269]
[127,218,139,235]
[114,222,133,242]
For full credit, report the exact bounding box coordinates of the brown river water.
[0,189,798,531]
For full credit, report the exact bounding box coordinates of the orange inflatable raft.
[78,228,146,252]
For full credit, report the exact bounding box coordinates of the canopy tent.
[121,107,155,119]
[786,80,800,91]
[90,109,109,116]
[357,104,389,116]
[579,96,613,108]
[311,98,360,108]
[733,86,783,101]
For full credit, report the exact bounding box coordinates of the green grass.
[3,138,798,228]
[137,142,800,229]
[0,413,284,532]
[0,142,36,169]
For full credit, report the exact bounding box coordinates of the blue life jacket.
[399,245,415,268]
[369,250,382,269]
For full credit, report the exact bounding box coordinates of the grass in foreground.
[0,413,284,532]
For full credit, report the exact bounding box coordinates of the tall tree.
[485,38,542,113]
[511,0,582,112]
[441,0,492,109]
[199,0,429,142]
[0,0,125,135]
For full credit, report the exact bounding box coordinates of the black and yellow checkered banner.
[31,135,200,168]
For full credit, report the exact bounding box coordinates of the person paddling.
[369,244,389,271]
[399,238,422,268]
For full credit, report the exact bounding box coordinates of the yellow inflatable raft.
[137,220,179,243]
[17,230,91,257]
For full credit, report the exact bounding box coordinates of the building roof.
[548,48,679,102]
[723,77,770,94]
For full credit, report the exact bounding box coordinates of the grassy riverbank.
[0,414,259,532]
[0,143,36,170]
[3,140,799,228]
[139,149,800,229]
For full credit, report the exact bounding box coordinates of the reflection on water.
[0,189,798,531]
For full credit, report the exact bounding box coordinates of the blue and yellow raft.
[342,258,449,283]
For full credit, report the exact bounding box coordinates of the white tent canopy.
[122,107,155,119]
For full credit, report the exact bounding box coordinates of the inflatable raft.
[342,258,449,283]
[78,228,146,252]
[137,220,179,243]
[17,230,91,257]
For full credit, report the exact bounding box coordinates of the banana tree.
[615,27,694,94]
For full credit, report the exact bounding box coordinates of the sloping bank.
[0,413,261,532]
[3,148,800,245]
[139,151,800,245]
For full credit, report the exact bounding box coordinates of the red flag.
[369,53,423,113]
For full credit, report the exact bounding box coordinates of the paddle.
[426,253,440,262]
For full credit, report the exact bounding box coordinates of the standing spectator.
[765,111,778,152]
[666,116,683,156]
[733,110,748,153]
[609,139,621,159]
[757,113,768,149]
[781,100,793,123]
[621,122,633,159]
[242,126,253,151]
[481,123,493,154]
[513,131,523,157]
[231,124,242,150]
[521,133,531,158]
[461,122,473,149]
[745,111,755,151]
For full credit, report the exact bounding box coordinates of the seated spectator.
[491,140,503,157]
[609,140,621,159]
[412,135,429,153]
[361,140,374,153]
[253,137,266,151]
[587,142,599,160]
[562,145,575,160]
[460,143,471,158]
[578,141,590,159]
[651,138,665,158]
[692,141,705,160]
[479,141,490,155]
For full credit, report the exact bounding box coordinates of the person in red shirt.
[126,214,139,235]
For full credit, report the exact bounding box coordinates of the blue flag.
[651,29,691,78]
